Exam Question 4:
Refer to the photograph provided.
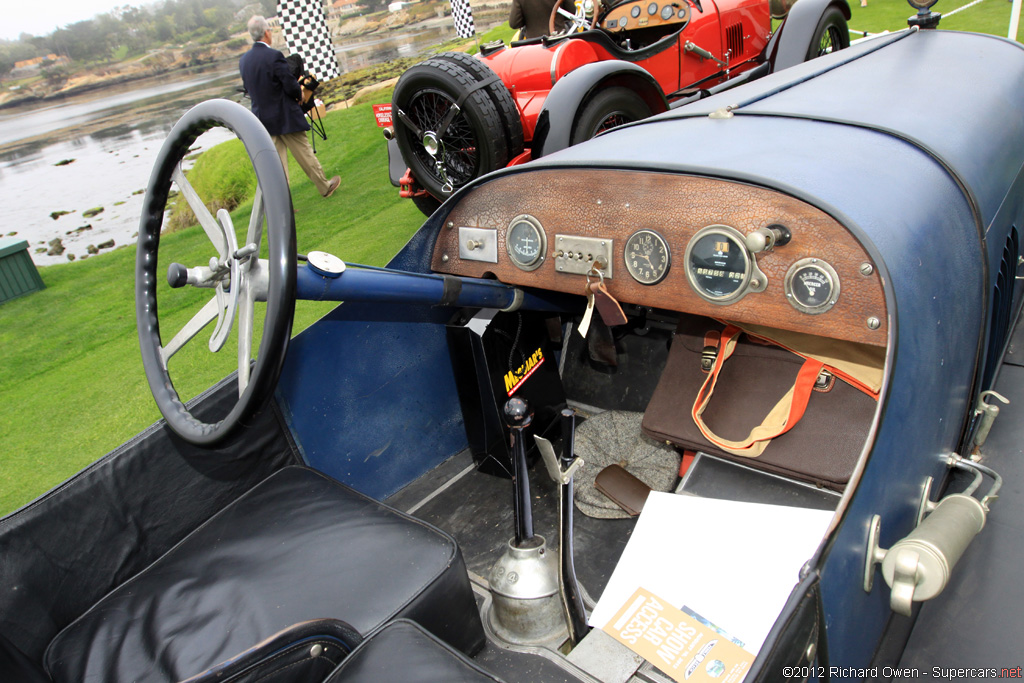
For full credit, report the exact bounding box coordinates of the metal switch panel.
[554,235,613,278]
[458,227,498,263]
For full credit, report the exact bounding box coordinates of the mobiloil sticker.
[603,587,753,682]
[504,348,544,396]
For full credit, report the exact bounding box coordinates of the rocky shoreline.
[0,43,248,112]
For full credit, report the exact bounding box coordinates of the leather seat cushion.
[325,619,503,683]
[44,466,484,682]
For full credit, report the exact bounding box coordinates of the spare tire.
[433,52,525,159]
[393,58,508,199]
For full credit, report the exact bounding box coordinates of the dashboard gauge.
[785,258,841,314]
[647,2,659,13]
[624,229,671,285]
[678,7,688,17]
[685,224,762,304]
[631,5,641,16]
[661,4,674,19]
[505,215,547,271]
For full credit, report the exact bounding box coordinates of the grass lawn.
[0,101,422,515]
[846,0,1021,39]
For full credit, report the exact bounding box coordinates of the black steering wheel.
[135,99,296,447]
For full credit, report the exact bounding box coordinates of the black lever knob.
[504,397,534,429]
[504,397,535,545]
[167,263,189,288]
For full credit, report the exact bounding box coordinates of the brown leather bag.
[641,317,882,491]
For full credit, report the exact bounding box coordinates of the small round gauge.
[631,5,641,17]
[678,7,688,17]
[784,258,841,314]
[661,4,674,19]
[648,1,659,14]
[624,229,671,285]
[684,225,752,303]
[505,215,547,271]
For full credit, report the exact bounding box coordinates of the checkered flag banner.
[278,0,340,82]
[450,0,476,39]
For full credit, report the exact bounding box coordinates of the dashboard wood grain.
[431,169,888,346]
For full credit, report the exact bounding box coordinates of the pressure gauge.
[631,5,641,17]
[684,224,766,304]
[624,229,671,285]
[505,215,547,271]
[660,4,674,19]
[784,258,840,314]
[648,2,659,14]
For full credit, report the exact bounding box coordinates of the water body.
[0,68,241,266]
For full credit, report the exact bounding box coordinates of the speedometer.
[684,225,764,304]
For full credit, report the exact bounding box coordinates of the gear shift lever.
[504,397,535,546]
[487,398,567,645]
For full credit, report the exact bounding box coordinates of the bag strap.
[691,325,824,457]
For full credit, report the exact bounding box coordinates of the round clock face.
[631,5,641,17]
[648,2,659,14]
[624,229,671,285]
[684,225,751,302]
[785,258,841,314]
[661,4,673,20]
[505,215,546,271]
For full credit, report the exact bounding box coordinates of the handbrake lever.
[535,408,590,645]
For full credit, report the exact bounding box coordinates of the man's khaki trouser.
[272,131,330,196]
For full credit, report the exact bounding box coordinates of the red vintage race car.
[385,0,851,213]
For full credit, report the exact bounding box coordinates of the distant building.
[388,1,412,11]
[10,54,69,78]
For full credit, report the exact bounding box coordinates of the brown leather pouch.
[641,317,878,491]
[595,464,653,516]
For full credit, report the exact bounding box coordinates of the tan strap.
[691,326,824,457]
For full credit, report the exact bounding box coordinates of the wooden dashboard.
[602,0,691,31]
[431,169,888,346]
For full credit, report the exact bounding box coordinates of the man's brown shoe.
[323,176,341,198]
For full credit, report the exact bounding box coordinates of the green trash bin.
[0,237,45,305]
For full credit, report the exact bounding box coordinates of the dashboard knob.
[745,224,791,254]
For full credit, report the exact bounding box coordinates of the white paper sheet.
[589,492,834,653]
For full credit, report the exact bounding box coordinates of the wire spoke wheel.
[393,58,507,199]
[807,7,850,60]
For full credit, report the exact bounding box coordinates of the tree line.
[0,0,280,79]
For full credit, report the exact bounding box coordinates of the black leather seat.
[42,466,485,682]
[325,620,504,683]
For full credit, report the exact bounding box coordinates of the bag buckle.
[814,368,835,392]
[701,345,718,373]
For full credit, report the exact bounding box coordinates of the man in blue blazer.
[241,16,340,198]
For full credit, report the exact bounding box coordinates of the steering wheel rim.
[136,99,296,447]
[549,0,593,35]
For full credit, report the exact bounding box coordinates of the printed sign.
[603,587,754,682]
[373,104,393,127]
[504,347,544,396]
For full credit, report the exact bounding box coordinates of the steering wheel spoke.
[160,295,222,365]
[137,99,296,446]
[172,165,229,259]
[245,185,265,252]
